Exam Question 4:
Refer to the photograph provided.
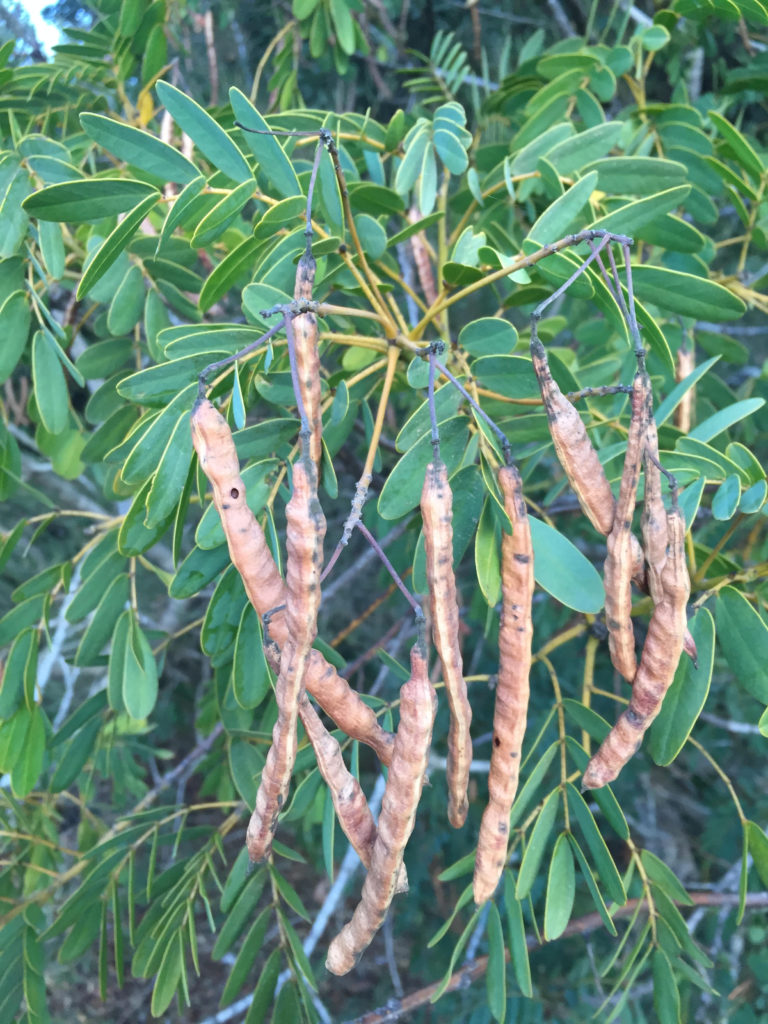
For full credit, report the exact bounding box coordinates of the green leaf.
[516,787,559,899]
[107,264,145,336]
[77,193,159,298]
[688,398,765,442]
[191,179,256,247]
[232,604,271,710]
[80,113,200,184]
[631,265,746,321]
[589,185,692,237]
[122,617,159,719]
[145,414,194,528]
[503,872,532,996]
[0,290,31,383]
[23,178,158,221]
[31,330,69,435]
[107,610,130,711]
[212,872,267,959]
[568,835,617,936]
[708,111,764,182]
[544,833,575,940]
[475,496,501,607]
[712,473,741,520]
[655,355,720,426]
[529,516,604,614]
[220,905,271,1005]
[169,543,230,599]
[378,416,469,520]
[546,121,623,175]
[647,608,715,764]
[747,821,768,889]
[485,902,506,1023]
[244,946,281,1024]
[740,479,767,513]
[726,441,765,486]
[156,81,251,184]
[10,707,45,797]
[640,850,693,906]
[118,476,176,556]
[565,784,626,904]
[118,353,229,406]
[0,628,36,719]
[652,948,681,1024]
[528,170,598,243]
[581,156,687,194]
[715,586,768,703]
[229,101,299,200]
[459,317,518,357]
[150,931,183,1016]
[50,716,101,791]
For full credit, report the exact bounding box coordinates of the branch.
[344,892,768,1024]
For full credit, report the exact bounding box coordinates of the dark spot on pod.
[514,553,531,563]
[230,487,239,499]
[625,707,643,727]
[497,822,508,835]
[494,736,501,747]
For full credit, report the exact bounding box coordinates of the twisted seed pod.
[421,459,471,828]
[473,464,534,905]
[298,693,408,893]
[530,335,647,587]
[530,341,696,660]
[190,399,395,765]
[326,642,437,975]
[582,503,690,789]
[603,372,649,682]
[293,250,323,466]
[246,456,325,861]
[641,396,667,607]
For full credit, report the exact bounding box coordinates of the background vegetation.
[1,0,768,1021]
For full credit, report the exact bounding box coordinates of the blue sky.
[18,0,62,54]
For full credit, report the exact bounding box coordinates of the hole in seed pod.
[230,488,239,498]
[494,736,501,747]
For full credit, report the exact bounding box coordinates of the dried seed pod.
[298,693,408,893]
[293,249,323,466]
[603,372,650,682]
[191,399,394,765]
[530,336,649,590]
[674,344,695,434]
[246,456,325,861]
[191,397,285,612]
[326,641,437,975]
[582,503,690,789]
[421,459,471,828]
[641,400,667,607]
[408,205,438,306]
[473,464,534,905]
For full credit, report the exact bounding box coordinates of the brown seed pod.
[246,456,326,861]
[473,464,534,905]
[326,641,437,975]
[293,249,323,467]
[420,459,471,828]
[603,372,650,682]
[641,398,667,607]
[674,344,695,434]
[530,336,649,590]
[191,399,395,765]
[582,503,690,790]
[298,693,408,893]
[408,205,438,306]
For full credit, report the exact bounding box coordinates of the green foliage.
[1,1,768,1022]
